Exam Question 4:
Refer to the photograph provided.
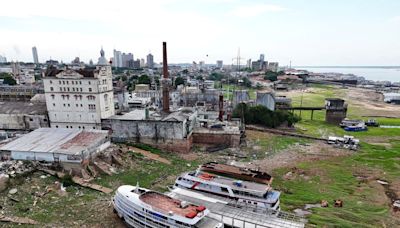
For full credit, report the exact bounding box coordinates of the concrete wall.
[256,93,275,111]
[102,118,192,153]
[192,130,241,147]
[325,110,347,125]
[0,114,49,130]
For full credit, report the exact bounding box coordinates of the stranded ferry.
[113,185,222,228]
[174,169,280,210]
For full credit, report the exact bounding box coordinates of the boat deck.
[201,162,272,183]
[140,191,204,218]
[168,188,306,228]
[193,172,270,193]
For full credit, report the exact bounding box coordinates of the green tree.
[241,77,252,88]
[232,104,300,128]
[264,71,278,82]
[208,72,224,81]
[0,73,16,85]
[137,74,150,84]
[175,76,184,87]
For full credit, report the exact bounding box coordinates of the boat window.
[221,187,229,193]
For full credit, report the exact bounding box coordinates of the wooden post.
[311,110,314,120]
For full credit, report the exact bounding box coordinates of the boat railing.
[115,194,200,228]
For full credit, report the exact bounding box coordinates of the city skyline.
[0,0,399,66]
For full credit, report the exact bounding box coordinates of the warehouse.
[0,128,110,166]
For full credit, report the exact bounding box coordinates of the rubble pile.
[0,161,36,177]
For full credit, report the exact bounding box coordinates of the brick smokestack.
[162,42,170,113]
[218,94,224,121]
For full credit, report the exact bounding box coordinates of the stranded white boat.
[174,170,281,210]
[113,185,223,228]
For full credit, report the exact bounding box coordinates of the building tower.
[147,53,154,68]
[43,48,115,129]
[32,46,39,64]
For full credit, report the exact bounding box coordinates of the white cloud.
[230,4,286,18]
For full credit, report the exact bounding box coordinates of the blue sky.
[0,0,399,66]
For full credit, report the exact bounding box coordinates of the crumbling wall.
[325,110,347,125]
[192,131,241,147]
[102,118,192,153]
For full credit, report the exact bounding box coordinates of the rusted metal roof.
[0,128,109,155]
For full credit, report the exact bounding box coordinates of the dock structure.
[168,188,306,228]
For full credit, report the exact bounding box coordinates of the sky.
[0,0,399,66]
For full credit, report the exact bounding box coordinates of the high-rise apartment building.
[216,60,223,69]
[121,53,134,68]
[113,49,123,68]
[146,53,154,68]
[32,46,39,64]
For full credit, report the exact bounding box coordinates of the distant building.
[140,58,145,68]
[32,46,39,64]
[267,62,279,72]
[247,59,252,69]
[133,59,141,69]
[121,53,134,68]
[216,60,223,69]
[71,57,80,64]
[113,49,122,68]
[0,55,6,63]
[43,48,115,129]
[147,53,154,68]
[199,61,205,69]
[45,59,59,65]
[251,60,267,71]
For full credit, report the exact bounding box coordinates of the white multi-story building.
[43,48,115,129]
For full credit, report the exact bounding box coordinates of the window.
[67,88,70,91]
[88,81,91,85]
[51,94,55,99]
[63,81,65,85]
[88,88,92,92]
[50,87,54,91]
[73,88,75,92]
[80,81,82,85]
[80,88,82,92]
[53,103,55,107]
[63,104,66,107]
[56,125,58,128]
[88,104,96,110]
[72,81,74,85]
[76,104,78,107]
[62,95,65,100]
[59,81,61,84]
[66,81,69,85]
[29,118,33,121]
[50,80,53,84]
[68,104,70,107]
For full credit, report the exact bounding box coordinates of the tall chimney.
[218,94,224,121]
[162,42,170,113]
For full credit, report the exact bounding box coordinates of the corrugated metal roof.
[0,128,108,155]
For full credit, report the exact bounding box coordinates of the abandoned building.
[256,91,275,111]
[0,128,110,172]
[325,98,348,124]
[102,109,197,153]
[0,101,49,130]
